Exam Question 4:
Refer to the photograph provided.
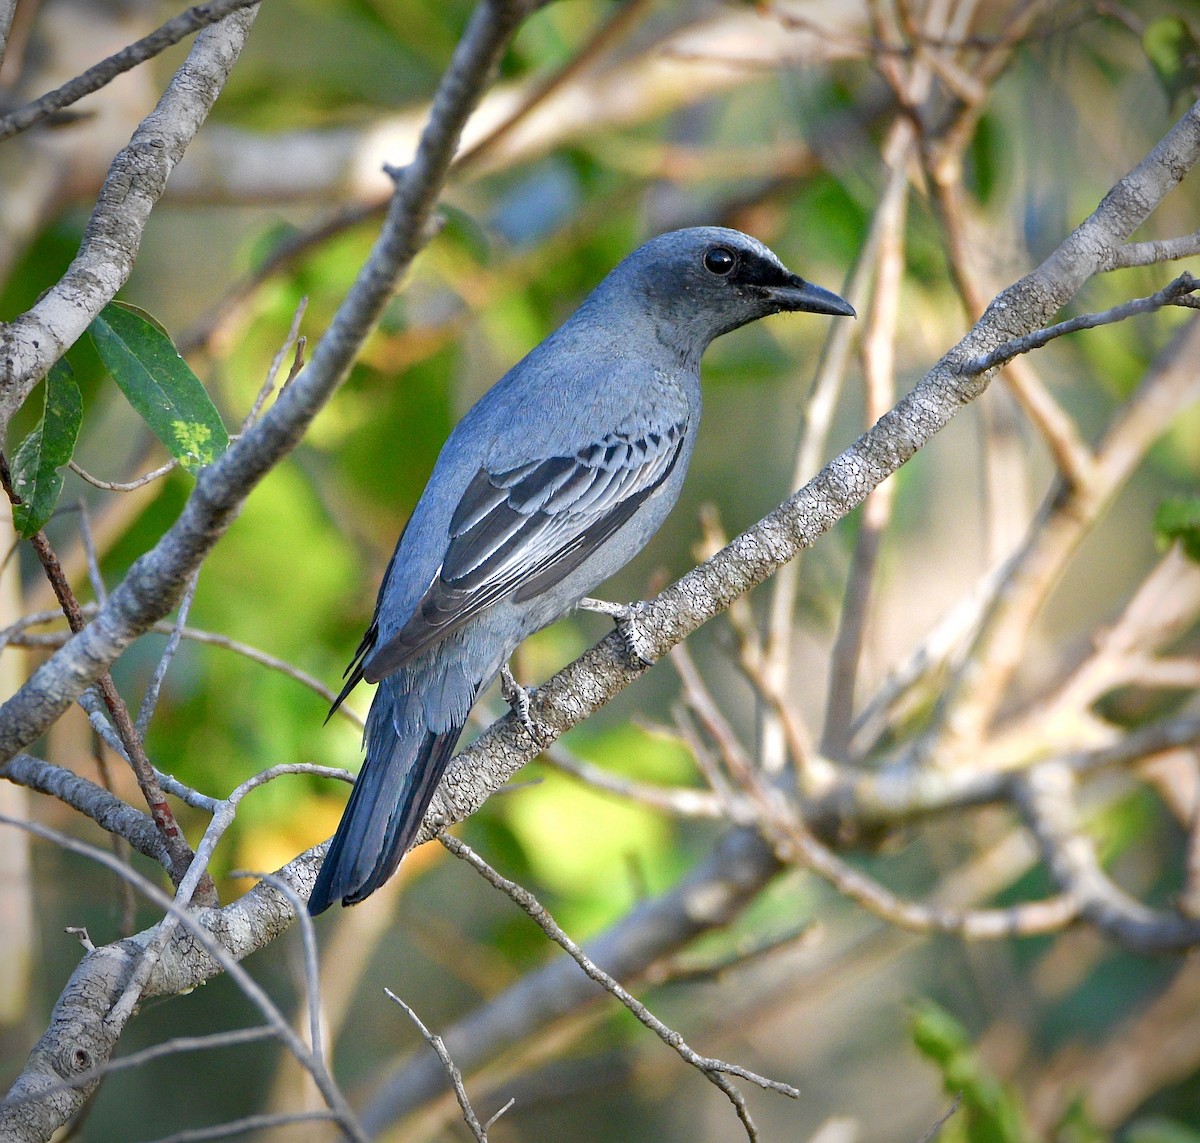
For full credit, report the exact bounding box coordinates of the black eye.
[703,247,736,276]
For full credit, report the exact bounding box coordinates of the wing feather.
[363,419,686,681]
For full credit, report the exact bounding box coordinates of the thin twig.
[136,571,199,737]
[822,133,907,758]
[440,831,800,1143]
[3,1027,275,1107]
[68,458,179,493]
[760,137,911,776]
[540,738,726,819]
[89,717,139,935]
[1016,763,1200,953]
[917,1094,962,1143]
[643,922,819,986]
[385,989,501,1142]
[135,1110,340,1143]
[775,814,1080,939]
[962,273,1200,375]
[670,703,747,822]
[241,298,309,432]
[77,499,107,603]
[454,0,654,175]
[240,871,326,1073]
[0,0,262,142]
[671,642,758,790]
[2,604,364,725]
[0,453,204,894]
[0,814,368,1141]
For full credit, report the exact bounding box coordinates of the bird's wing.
[326,525,408,718]
[362,417,688,681]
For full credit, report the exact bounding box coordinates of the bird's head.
[595,226,854,359]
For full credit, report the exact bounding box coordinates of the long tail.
[308,719,464,915]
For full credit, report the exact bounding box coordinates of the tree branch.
[415,98,1200,844]
[1017,763,1200,953]
[385,989,507,1143]
[1101,229,1200,270]
[0,0,261,143]
[0,752,169,869]
[0,0,534,765]
[962,272,1200,374]
[0,4,261,432]
[439,831,798,1143]
[0,456,202,890]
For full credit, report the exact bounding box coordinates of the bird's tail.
[308,721,463,915]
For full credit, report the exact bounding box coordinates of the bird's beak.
[765,274,856,318]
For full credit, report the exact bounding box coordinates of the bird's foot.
[577,597,658,666]
[500,663,548,744]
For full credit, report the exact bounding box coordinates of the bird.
[308,226,854,914]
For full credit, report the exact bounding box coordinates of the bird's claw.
[500,663,547,744]
[577,597,658,666]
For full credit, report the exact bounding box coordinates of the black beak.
[764,274,856,318]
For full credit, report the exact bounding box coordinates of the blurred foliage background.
[3,0,1200,1140]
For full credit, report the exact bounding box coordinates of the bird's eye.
[703,247,736,276]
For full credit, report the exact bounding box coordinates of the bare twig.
[77,500,107,603]
[643,922,819,986]
[2,1027,274,1107]
[775,814,1080,939]
[1,605,363,724]
[671,703,747,820]
[962,273,1200,375]
[539,737,726,819]
[760,132,911,776]
[1016,763,1200,953]
[240,871,326,1073]
[68,458,179,493]
[1101,230,1200,270]
[385,989,502,1143]
[0,0,262,143]
[136,571,199,736]
[0,0,533,763]
[454,0,653,174]
[440,830,799,1143]
[135,1110,341,1143]
[0,814,367,1142]
[671,642,758,790]
[822,127,907,758]
[917,1094,962,1143]
[241,298,309,432]
[0,453,203,893]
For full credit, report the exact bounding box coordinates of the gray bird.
[309,226,853,914]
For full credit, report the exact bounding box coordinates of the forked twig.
[440,831,799,1142]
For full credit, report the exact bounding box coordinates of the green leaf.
[1144,18,1200,107]
[89,302,228,473]
[1153,497,1200,562]
[9,361,82,537]
[910,1000,1029,1143]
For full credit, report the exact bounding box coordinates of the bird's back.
[372,305,702,650]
